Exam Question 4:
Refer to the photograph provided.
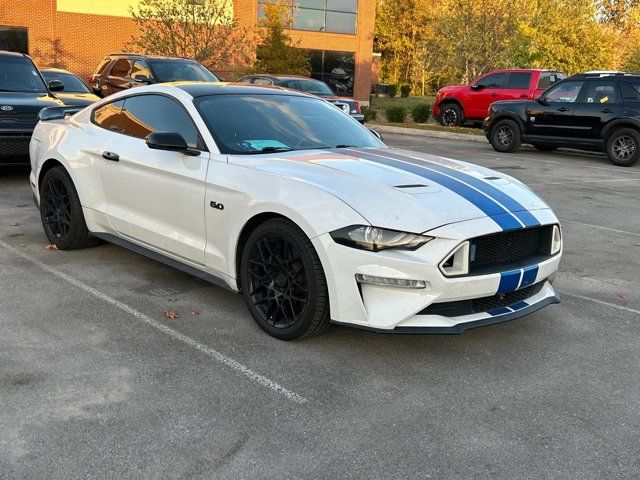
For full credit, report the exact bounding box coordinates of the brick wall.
[1,0,376,102]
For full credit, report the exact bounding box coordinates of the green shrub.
[411,103,431,123]
[387,84,398,98]
[386,106,406,123]
[400,84,411,98]
[362,105,377,122]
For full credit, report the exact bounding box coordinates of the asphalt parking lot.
[1,135,640,479]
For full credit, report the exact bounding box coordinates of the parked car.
[88,53,219,97]
[0,50,65,166]
[31,83,561,339]
[237,74,364,123]
[483,72,640,166]
[40,68,100,106]
[434,69,566,127]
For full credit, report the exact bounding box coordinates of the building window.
[0,26,28,54]
[305,49,355,96]
[258,1,358,35]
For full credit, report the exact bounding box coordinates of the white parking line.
[0,239,308,405]
[559,219,640,237]
[562,292,640,316]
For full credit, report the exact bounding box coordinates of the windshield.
[280,79,335,98]
[0,56,47,93]
[195,94,384,155]
[149,59,219,83]
[41,71,91,93]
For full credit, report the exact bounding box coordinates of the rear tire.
[240,218,330,340]
[606,128,640,167]
[438,103,463,127]
[490,119,521,153]
[39,166,101,250]
[533,144,557,152]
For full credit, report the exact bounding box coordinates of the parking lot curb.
[369,124,488,143]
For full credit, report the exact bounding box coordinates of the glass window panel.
[323,51,355,96]
[0,26,28,54]
[327,0,357,13]
[505,72,532,89]
[296,0,324,8]
[293,8,325,31]
[325,11,356,34]
[545,81,584,103]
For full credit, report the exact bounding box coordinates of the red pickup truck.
[433,69,566,126]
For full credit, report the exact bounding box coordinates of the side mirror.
[537,96,548,106]
[146,132,200,156]
[470,84,483,91]
[48,80,64,92]
[134,74,152,84]
[369,129,383,141]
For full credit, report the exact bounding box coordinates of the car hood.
[0,92,63,111]
[54,92,100,106]
[438,85,467,94]
[228,147,551,234]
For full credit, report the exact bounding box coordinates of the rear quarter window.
[94,57,111,75]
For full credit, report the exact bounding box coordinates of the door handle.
[102,151,120,161]
[557,107,570,112]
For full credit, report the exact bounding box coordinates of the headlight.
[330,225,433,252]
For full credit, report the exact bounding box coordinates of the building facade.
[0,0,376,101]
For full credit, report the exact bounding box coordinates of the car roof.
[108,53,196,61]
[252,74,322,81]
[0,50,30,59]
[483,68,563,74]
[172,82,314,98]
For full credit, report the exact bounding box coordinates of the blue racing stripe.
[488,307,512,316]
[498,270,522,294]
[510,301,528,311]
[368,149,541,227]
[352,150,522,230]
[520,265,539,288]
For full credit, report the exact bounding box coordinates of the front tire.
[606,128,640,167]
[490,119,521,153]
[39,166,100,250]
[438,103,463,127]
[240,218,330,340]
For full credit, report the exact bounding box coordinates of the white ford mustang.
[29,83,562,339]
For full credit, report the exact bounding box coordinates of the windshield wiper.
[334,145,356,149]
[260,146,292,153]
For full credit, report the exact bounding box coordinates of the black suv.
[483,73,640,166]
[88,53,219,98]
[0,50,65,166]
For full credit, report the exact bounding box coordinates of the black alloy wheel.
[490,119,521,153]
[39,167,100,250]
[240,218,330,340]
[606,128,640,167]
[438,103,463,127]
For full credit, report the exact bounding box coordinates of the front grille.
[419,281,545,317]
[469,226,554,274]
[0,112,38,123]
[0,135,31,158]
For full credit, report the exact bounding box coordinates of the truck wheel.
[606,128,640,167]
[438,104,463,127]
[490,119,521,153]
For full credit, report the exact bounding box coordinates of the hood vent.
[395,184,427,189]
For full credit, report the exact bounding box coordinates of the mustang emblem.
[1,106,14,111]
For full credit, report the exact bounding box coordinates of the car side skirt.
[92,232,235,292]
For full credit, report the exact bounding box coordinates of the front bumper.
[312,210,562,333]
[351,113,365,123]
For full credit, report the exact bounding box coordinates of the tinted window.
[293,8,325,31]
[237,76,253,83]
[130,60,152,80]
[93,100,125,131]
[326,11,356,34]
[538,72,565,90]
[476,73,507,88]
[259,0,358,34]
[505,72,532,89]
[0,26,28,54]
[581,81,619,104]
[620,81,640,102]
[110,59,132,78]
[41,71,91,93]
[253,77,273,85]
[545,81,584,103]
[94,57,111,75]
[281,79,335,97]
[148,59,218,82]
[0,56,47,93]
[195,94,383,155]
[119,95,200,148]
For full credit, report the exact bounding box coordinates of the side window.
[130,60,152,80]
[580,81,619,104]
[119,95,200,149]
[537,72,564,90]
[253,77,273,85]
[505,72,532,89]
[476,73,507,89]
[110,58,132,78]
[93,100,125,132]
[94,57,111,76]
[544,81,584,103]
[237,77,253,83]
[620,81,640,102]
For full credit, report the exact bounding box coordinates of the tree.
[254,1,310,75]
[127,0,257,79]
